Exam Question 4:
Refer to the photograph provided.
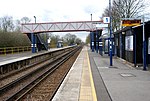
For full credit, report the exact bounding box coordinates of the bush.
[0,31,30,48]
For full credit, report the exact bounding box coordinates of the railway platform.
[0,48,59,66]
[0,47,69,75]
[52,46,150,101]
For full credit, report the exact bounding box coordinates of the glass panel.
[105,40,108,53]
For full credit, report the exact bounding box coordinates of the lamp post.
[109,0,113,66]
[34,16,36,23]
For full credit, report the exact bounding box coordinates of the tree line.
[0,16,31,47]
[0,16,82,48]
[48,33,82,48]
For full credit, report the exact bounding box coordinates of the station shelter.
[57,41,63,48]
[114,20,150,67]
[90,29,115,56]
[99,33,115,56]
[90,30,102,53]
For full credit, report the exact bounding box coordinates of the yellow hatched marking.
[79,47,97,101]
[86,48,97,101]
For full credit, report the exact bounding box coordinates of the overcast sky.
[0,0,109,22]
[0,0,150,42]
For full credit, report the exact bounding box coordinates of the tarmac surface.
[89,48,150,101]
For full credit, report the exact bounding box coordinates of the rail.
[0,46,31,55]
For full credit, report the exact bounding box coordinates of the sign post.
[109,0,113,66]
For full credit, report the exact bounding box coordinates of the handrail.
[0,46,31,55]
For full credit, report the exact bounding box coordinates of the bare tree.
[0,16,15,32]
[21,17,31,24]
[63,33,77,45]
[14,19,21,32]
[75,38,82,45]
[48,34,61,47]
[102,0,146,31]
[113,0,145,18]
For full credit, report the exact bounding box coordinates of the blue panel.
[31,33,36,53]
[90,32,92,50]
[133,31,137,67]
[143,40,147,70]
[96,30,99,53]
[91,31,94,52]
[120,33,122,58]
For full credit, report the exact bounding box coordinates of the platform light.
[34,16,36,23]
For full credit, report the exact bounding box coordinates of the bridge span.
[22,21,102,34]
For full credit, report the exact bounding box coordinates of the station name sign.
[122,19,141,27]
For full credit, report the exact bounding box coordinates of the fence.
[0,46,31,55]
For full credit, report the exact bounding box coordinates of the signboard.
[102,28,109,35]
[122,19,141,26]
[96,23,108,28]
[125,36,133,51]
[103,17,110,23]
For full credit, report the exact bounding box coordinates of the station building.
[114,21,150,67]
[90,20,150,67]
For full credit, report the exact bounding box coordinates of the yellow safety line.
[86,49,97,101]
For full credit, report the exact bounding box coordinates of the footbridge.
[21,20,102,53]
[22,21,102,33]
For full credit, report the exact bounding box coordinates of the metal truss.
[21,21,102,33]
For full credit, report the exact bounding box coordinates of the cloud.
[83,5,99,14]
[0,0,110,41]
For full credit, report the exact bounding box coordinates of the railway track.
[0,46,82,101]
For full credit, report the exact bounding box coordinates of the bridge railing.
[0,46,31,55]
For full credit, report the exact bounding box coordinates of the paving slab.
[52,49,83,101]
[52,47,96,101]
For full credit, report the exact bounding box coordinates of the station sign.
[96,23,108,28]
[122,19,141,26]
[103,17,110,23]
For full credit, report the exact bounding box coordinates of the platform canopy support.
[31,33,37,53]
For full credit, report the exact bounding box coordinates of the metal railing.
[0,46,31,55]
